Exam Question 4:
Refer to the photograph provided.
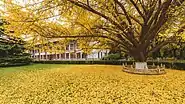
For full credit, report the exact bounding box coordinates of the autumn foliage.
[0,65,185,103]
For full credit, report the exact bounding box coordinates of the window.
[82,53,87,58]
[44,55,46,59]
[98,52,100,58]
[77,53,81,59]
[57,54,60,59]
[66,45,69,51]
[53,54,56,59]
[36,55,39,59]
[66,53,69,59]
[70,53,75,58]
[61,53,65,59]
[70,44,74,50]
[48,55,52,60]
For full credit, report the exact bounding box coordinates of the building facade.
[30,41,109,60]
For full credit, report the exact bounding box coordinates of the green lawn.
[0,64,185,104]
[0,64,68,74]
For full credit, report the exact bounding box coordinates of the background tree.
[0,19,32,66]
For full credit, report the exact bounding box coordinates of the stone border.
[122,66,166,75]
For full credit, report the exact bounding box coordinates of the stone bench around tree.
[122,62,166,75]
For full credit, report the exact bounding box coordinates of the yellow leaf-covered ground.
[0,64,185,104]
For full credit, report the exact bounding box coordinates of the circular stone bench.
[122,65,166,75]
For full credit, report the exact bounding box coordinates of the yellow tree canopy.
[1,0,106,53]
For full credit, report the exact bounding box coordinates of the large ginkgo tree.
[1,0,185,68]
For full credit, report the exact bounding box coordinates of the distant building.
[30,41,109,60]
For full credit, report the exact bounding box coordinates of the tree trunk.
[130,49,148,70]
[131,50,147,62]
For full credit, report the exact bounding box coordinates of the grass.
[0,64,67,74]
[0,64,185,104]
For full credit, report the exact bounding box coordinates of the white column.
[75,53,77,59]
[59,54,61,60]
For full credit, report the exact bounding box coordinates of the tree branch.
[114,0,132,25]
[67,0,124,32]
[129,0,145,19]
[128,15,142,26]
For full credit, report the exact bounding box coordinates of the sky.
[0,0,42,11]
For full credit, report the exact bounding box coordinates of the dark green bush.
[102,53,121,60]
[0,56,33,67]
[34,60,124,65]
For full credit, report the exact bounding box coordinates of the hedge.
[34,60,126,65]
[34,60,185,70]
[0,57,33,67]
[102,53,121,60]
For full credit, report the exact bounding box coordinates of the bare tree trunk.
[130,48,147,62]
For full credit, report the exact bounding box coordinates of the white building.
[30,41,109,60]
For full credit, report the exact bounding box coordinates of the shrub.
[102,53,121,60]
[0,56,33,67]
